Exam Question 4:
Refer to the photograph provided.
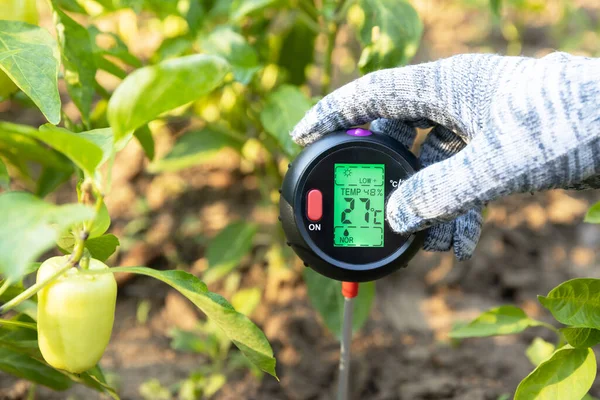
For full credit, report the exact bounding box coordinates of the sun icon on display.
[343,168,352,177]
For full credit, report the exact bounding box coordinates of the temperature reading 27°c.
[333,164,385,247]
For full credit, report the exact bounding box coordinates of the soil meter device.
[280,128,425,400]
[280,128,425,282]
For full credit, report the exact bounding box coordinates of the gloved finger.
[371,120,457,251]
[386,129,486,235]
[565,175,600,190]
[370,119,417,150]
[418,125,464,252]
[290,55,488,146]
[419,125,467,165]
[420,127,484,259]
[407,118,436,129]
[453,206,484,261]
[423,221,454,252]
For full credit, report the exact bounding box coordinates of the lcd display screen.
[333,163,385,247]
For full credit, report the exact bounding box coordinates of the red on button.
[307,189,323,221]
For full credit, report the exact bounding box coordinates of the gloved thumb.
[385,143,483,235]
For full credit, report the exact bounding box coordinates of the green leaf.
[63,368,120,399]
[100,266,277,378]
[88,27,141,70]
[0,21,61,124]
[0,285,22,304]
[140,379,171,400]
[260,85,308,157]
[170,328,220,358]
[52,6,97,124]
[202,374,226,398]
[449,306,543,338]
[0,122,72,180]
[0,192,94,280]
[561,327,600,349]
[539,278,600,329]
[134,125,155,160]
[149,127,242,172]
[52,0,88,13]
[354,0,423,74]
[207,0,235,19]
[0,158,8,189]
[186,0,205,35]
[490,0,502,17]
[85,234,120,262]
[0,318,36,330]
[35,166,71,198]
[0,319,119,398]
[36,124,104,177]
[107,54,231,144]
[0,348,73,391]
[95,56,126,79]
[278,17,316,85]
[89,202,111,238]
[231,287,261,317]
[76,128,114,167]
[153,36,194,62]
[25,262,42,276]
[230,0,276,21]
[515,347,596,400]
[202,26,260,84]
[304,269,375,338]
[526,338,555,366]
[0,314,37,337]
[204,221,257,284]
[584,202,600,223]
[57,206,112,254]
[140,0,180,18]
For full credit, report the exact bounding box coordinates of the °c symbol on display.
[389,179,399,188]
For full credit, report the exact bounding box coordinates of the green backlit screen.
[333,163,385,247]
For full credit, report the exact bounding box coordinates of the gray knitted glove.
[291,53,600,260]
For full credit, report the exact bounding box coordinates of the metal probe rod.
[338,282,358,400]
[337,296,354,400]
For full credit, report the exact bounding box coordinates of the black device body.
[279,129,425,282]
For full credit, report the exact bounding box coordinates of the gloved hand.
[291,53,600,260]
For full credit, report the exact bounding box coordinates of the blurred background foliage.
[0,0,599,398]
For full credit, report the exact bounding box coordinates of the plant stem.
[26,384,36,400]
[79,250,91,270]
[84,188,105,233]
[104,151,116,194]
[538,321,565,347]
[538,321,559,334]
[335,0,354,22]
[300,0,319,20]
[0,318,37,330]
[0,279,12,298]
[321,20,339,95]
[0,236,86,314]
[297,10,324,34]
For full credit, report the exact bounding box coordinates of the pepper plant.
[0,0,423,396]
[450,204,600,400]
